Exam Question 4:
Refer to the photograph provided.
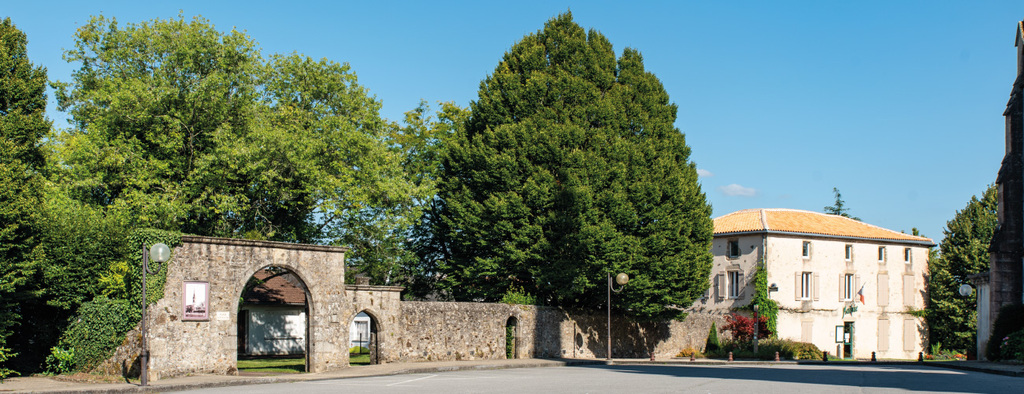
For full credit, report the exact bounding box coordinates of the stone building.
[975,19,1024,360]
[702,209,933,359]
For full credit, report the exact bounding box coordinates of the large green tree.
[51,15,426,266]
[926,185,997,352]
[0,17,50,369]
[435,13,713,322]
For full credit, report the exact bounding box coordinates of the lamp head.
[958,284,973,297]
[150,243,171,263]
[615,273,629,286]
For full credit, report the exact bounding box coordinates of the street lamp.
[141,243,170,386]
[607,272,628,361]
[752,303,759,354]
[958,284,974,297]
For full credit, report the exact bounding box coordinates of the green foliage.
[0,346,17,381]
[748,261,778,336]
[0,17,50,371]
[54,296,140,372]
[500,286,538,305]
[434,12,713,321]
[999,329,1024,362]
[927,185,997,353]
[706,338,821,360]
[50,14,427,286]
[506,324,516,359]
[705,323,720,353]
[823,187,860,220]
[986,303,1024,360]
[43,346,75,375]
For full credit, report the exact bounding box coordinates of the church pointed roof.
[713,208,934,246]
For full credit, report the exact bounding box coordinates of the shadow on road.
[573,363,1018,393]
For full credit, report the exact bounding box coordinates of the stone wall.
[102,235,726,379]
[389,302,725,362]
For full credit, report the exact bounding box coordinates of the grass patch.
[237,357,305,374]
[349,353,371,366]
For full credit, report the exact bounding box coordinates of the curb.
[924,362,1024,378]
[17,359,607,394]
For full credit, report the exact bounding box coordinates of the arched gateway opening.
[237,266,311,373]
[349,311,380,365]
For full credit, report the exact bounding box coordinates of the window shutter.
[838,274,845,301]
[737,271,745,299]
[717,273,726,299]
[855,275,861,303]
[794,273,801,301]
[877,274,889,306]
[812,273,820,301]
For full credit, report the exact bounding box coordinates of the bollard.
[690,353,695,362]
[918,352,924,362]
[823,351,828,362]
[728,352,733,362]
[650,354,656,361]
[775,351,780,362]
[871,351,876,362]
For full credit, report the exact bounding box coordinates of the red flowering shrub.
[722,312,773,343]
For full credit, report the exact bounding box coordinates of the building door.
[842,322,854,359]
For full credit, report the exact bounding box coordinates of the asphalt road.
[175,363,1022,394]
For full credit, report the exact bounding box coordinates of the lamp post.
[607,272,629,361]
[752,303,759,354]
[141,243,170,386]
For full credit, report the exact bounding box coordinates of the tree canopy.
[926,185,998,352]
[433,13,713,322]
[0,16,50,366]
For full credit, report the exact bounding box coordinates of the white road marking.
[387,374,438,386]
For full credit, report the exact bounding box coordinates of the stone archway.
[238,266,312,372]
[349,310,382,365]
[505,316,519,359]
[133,236,349,379]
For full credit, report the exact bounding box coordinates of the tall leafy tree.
[51,15,426,256]
[926,185,997,352]
[435,13,713,322]
[0,17,50,368]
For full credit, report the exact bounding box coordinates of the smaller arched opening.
[505,316,519,359]
[349,310,381,365]
[237,266,310,374]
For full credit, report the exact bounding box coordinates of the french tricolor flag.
[858,285,865,305]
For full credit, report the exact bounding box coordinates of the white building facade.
[706,209,933,360]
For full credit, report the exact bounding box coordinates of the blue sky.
[6,1,1024,243]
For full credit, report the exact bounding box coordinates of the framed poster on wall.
[183,281,210,321]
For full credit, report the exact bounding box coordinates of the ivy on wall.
[47,229,182,374]
[748,261,778,337]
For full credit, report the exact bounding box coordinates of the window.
[904,248,911,264]
[728,271,743,298]
[795,272,819,301]
[903,275,915,306]
[802,241,812,259]
[878,246,886,262]
[727,240,740,258]
[842,274,855,301]
[800,272,812,300]
[877,273,889,307]
[845,245,853,261]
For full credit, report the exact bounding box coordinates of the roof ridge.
[760,209,770,231]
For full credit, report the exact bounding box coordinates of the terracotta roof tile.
[242,269,307,305]
[713,208,934,245]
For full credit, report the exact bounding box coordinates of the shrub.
[57,296,141,372]
[44,346,75,375]
[986,304,1024,360]
[999,330,1024,362]
[675,346,703,358]
[721,313,772,343]
[500,286,537,305]
[705,323,720,353]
